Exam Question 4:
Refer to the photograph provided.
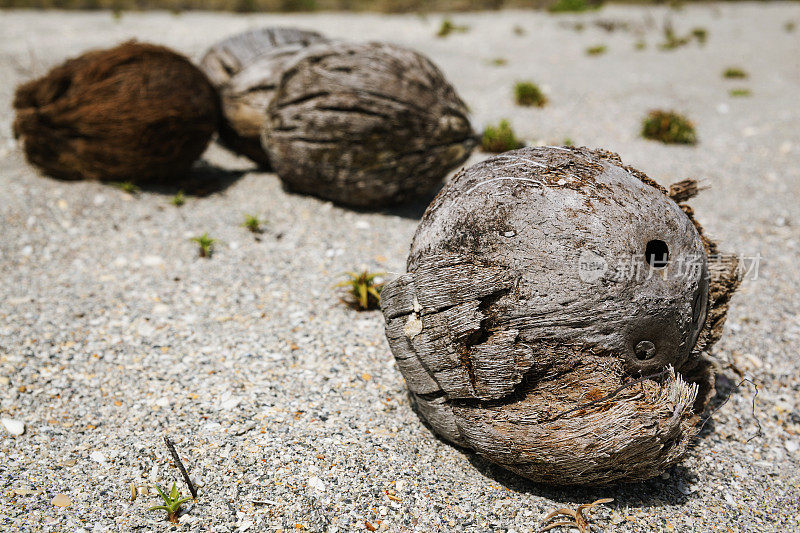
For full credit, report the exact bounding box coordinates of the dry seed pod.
[13,41,219,184]
[200,27,326,166]
[381,146,741,485]
[263,41,476,208]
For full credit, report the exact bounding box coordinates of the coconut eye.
[645,239,669,268]
[634,340,657,361]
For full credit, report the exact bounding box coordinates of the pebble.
[12,488,40,496]
[2,418,25,436]
[308,476,326,493]
[51,494,71,508]
[220,397,241,410]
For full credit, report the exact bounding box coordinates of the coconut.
[262,41,476,208]
[380,146,741,485]
[200,27,326,167]
[13,41,219,184]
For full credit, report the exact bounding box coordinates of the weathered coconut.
[381,146,741,485]
[13,41,219,184]
[262,41,476,208]
[200,27,326,167]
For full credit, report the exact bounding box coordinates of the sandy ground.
[1,3,800,531]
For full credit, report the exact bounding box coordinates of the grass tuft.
[729,88,752,97]
[112,181,139,195]
[659,22,708,50]
[641,110,697,145]
[514,81,547,107]
[170,190,186,207]
[148,482,192,524]
[191,233,216,258]
[723,67,748,79]
[548,0,599,13]
[691,27,708,44]
[586,45,607,56]
[336,271,384,311]
[437,18,469,38]
[241,214,264,233]
[481,120,525,153]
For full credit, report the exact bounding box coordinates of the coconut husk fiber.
[200,27,326,167]
[13,41,220,184]
[380,146,742,486]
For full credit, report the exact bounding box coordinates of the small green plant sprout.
[241,214,264,233]
[562,137,575,147]
[148,482,192,524]
[634,40,646,50]
[436,18,469,38]
[658,21,690,50]
[336,271,384,311]
[659,22,707,50]
[548,0,599,13]
[729,88,752,98]
[514,81,547,107]
[586,45,607,56]
[488,57,508,67]
[170,190,186,207]
[481,120,525,153]
[723,67,748,79]
[691,27,708,45]
[513,25,526,36]
[191,233,216,258]
[641,110,697,145]
[112,181,140,195]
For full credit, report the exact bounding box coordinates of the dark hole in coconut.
[645,239,669,268]
[635,340,657,361]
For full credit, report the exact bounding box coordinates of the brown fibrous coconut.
[262,41,476,208]
[13,41,220,184]
[381,146,741,486]
[200,27,326,167]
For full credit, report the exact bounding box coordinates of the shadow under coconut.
[464,453,698,510]
[373,183,445,220]
[274,180,444,219]
[134,160,247,197]
[406,387,716,510]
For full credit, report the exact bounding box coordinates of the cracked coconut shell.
[200,27,326,167]
[381,146,741,486]
[13,41,220,184]
[262,41,476,208]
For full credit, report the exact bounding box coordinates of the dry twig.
[540,498,613,532]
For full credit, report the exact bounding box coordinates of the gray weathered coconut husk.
[380,146,741,486]
[200,27,326,166]
[262,41,476,208]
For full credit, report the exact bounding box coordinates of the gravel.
[1,4,799,531]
